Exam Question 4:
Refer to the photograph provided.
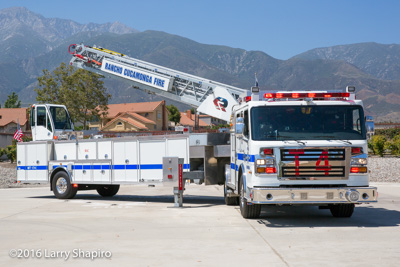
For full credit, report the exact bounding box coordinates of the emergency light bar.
[264,92,350,99]
[240,87,355,103]
[244,96,252,102]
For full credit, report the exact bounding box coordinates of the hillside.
[294,42,400,81]
[0,7,137,62]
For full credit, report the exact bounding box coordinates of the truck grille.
[281,165,345,177]
[280,148,347,179]
[281,149,345,161]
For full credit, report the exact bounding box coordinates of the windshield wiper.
[282,140,306,145]
[334,140,352,145]
[295,140,306,145]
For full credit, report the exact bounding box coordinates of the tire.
[224,182,239,205]
[329,204,355,217]
[96,185,120,197]
[52,171,77,199]
[239,176,261,219]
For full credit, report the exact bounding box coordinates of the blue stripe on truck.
[17,165,48,170]
[19,163,190,171]
[237,153,255,162]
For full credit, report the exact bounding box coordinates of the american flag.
[13,120,23,142]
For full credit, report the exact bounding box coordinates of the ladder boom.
[68,43,247,121]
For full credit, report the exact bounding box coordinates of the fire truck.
[226,88,376,218]
[17,43,377,218]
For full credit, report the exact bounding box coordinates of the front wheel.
[52,172,77,199]
[329,204,355,217]
[239,177,261,219]
[96,185,120,197]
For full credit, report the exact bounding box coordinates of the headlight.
[256,159,266,165]
[351,158,367,166]
[256,159,274,165]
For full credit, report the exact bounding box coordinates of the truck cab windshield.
[49,106,73,130]
[251,105,366,141]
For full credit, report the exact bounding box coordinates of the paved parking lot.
[0,183,399,266]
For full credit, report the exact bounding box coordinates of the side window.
[243,110,249,138]
[30,107,35,127]
[37,107,46,127]
[352,109,361,133]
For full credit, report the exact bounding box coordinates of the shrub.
[385,134,400,156]
[5,144,16,163]
[367,139,374,154]
[371,135,387,157]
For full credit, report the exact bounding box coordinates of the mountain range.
[0,7,399,122]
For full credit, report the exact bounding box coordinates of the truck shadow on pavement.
[30,193,225,207]
[256,205,400,228]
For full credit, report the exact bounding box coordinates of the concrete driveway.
[0,183,399,266]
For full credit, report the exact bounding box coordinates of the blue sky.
[1,0,399,59]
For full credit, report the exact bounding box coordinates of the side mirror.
[365,116,374,139]
[236,117,244,138]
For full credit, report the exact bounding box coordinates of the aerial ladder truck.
[17,43,377,219]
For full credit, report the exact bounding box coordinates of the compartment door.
[73,163,91,182]
[113,141,138,183]
[139,141,165,182]
[93,163,111,183]
[26,143,48,182]
[125,141,138,182]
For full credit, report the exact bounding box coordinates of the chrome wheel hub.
[56,178,68,194]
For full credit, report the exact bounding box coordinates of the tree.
[166,104,181,124]
[4,92,21,108]
[35,62,111,129]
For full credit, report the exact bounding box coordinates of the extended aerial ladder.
[68,43,248,123]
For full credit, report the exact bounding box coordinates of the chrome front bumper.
[250,186,377,204]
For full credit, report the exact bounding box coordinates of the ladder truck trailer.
[17,44,377,218]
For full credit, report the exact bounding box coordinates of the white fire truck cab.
[224,86,377,218]
[30,104,74,141]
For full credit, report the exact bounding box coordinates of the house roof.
[120,117,149,130]
[179,112,209,127]
[104,101,164,118]
[102,116,149,131]
[102,112,154,131]
[0,108,27,127]
[123,112,156,125]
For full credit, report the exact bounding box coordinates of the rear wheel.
[96,185,120,197]
[329,204,355,217]
[224,182,239,205]
[239,176,261,219]
[52,172,77,199]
